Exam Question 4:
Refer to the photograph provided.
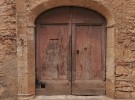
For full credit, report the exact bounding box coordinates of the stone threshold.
[31,95,132,100]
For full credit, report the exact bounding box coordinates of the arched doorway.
[35,6,106,96]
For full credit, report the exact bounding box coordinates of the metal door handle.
[77,50,79,54]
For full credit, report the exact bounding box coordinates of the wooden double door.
[36,7,106,96]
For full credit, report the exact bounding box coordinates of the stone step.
[32,95,113,100]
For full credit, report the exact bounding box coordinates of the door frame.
[16,0,115,99]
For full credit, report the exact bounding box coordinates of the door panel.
[72,25,105,95]
[36,24,71,95]
[90,26,104,80]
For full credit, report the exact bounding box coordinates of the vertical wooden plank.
[75,25,92,80]
[71,24,76,82]
[90,26,102,80]
[36,25,44,82]
[101,24,107,80]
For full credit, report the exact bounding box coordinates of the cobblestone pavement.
[32,95,135,100]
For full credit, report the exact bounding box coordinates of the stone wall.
[0,0,17,100]
[113,0,135,98]
[0,0,135,100]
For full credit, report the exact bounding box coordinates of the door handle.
[76,50,79,54]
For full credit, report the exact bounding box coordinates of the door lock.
[77,50,79,54]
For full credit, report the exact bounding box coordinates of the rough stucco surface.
[0,0,17,100]
[0,0,135,100]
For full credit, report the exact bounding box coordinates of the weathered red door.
[36,7,106,95]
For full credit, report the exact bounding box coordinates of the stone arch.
[18,0,115,99]
[27,0,114,26]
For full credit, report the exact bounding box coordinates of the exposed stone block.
[115,91,131,99]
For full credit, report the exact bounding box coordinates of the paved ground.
[32,95,135,100]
